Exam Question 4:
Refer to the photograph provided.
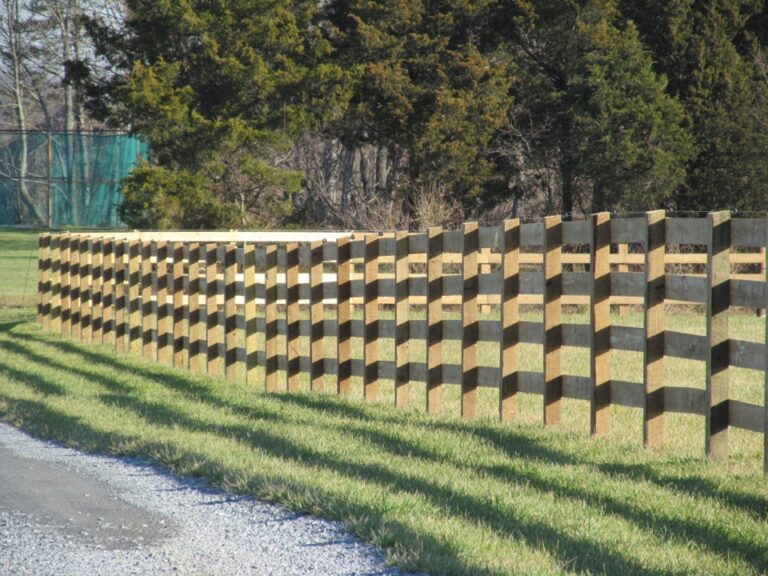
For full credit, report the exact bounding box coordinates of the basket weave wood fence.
[35,212,768,472]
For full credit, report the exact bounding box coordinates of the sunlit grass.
[1,308,767,575]
[3,229,768,574]
[0,229,43,307]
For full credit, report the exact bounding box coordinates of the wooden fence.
[35,212,768,472]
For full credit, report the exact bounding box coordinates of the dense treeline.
[80,0,768,228]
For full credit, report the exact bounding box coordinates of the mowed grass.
[2,228,768,574]
[0,228,44,307]
[1,307,768,575]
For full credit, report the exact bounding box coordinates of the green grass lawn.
[0,228,44,307]
[1,229,768,575]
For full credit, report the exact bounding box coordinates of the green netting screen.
[0,130,148,227]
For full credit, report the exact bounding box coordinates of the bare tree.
[288,132,412,229]
[0,0,46,223]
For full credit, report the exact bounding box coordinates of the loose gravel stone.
[0,422,425,576]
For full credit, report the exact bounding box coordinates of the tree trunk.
[73,13,92,224]
[6,0,46,225]
[560,160,574,216]
[341,147,355,213]
[61,5,78,224]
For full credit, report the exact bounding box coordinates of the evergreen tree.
[86,0,348,227]
[496,0,693,214]
[322,0,515,207]
[622,0,768,210]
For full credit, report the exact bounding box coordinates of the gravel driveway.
[0,422,418,576]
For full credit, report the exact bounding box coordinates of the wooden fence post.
[102,239,114,342]
[172,242,185,369]
[500,219,520,422]
[265,244,278,392]
[91,238,103,342]
[188,243,202,372]
[114,240,126,352]
[591,212,612,435]
[156,241,170,364]
[243,243,259,386]
[206,243,220,375]
[364,234,380,401]
[50,234,61,332]
[337,236,352,396]
[60,234,71,337]
[543,216,563,426]
[644,209,666,448]
[706,210,730,461]
[462,222,479,419]
[225,242,238,379]
[79,237,91,342]
[311,240,325,392]
[37,233,51,328]
[427,226,443,415]
[141,240,154,358]
[128,240,141,353]
[69,235,81,340]
[395,231,410,408]
[285,242,301,392]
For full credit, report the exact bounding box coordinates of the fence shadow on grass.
[268,391,768,523]
[1,321,768,574]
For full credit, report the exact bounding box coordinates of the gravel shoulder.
[0,421,416,576]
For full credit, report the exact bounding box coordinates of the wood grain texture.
[90,238,103,342]
[500,219,520,421]
[172,242,185,369]
[79,237,91,342]
[644,210,666,448]
[706,210,730,461]
[101,239,114,342]
[49,235,61,332]
[286,242,301,392]
[265,244,278,392]
[115,240,127,351]
[427,226,443,415]
[311,240,325,392]
[543,216,562,426]
[60,234,71,337]
[141,241,153,358]
[128,240,141,352]
[337,236,352,396]
[188,243,203,372]
[68,236,80,338]
[591,212,611,435]
[38,234,51,329]
[206,243,220,374]
[225,243,238,379]
[243,243,259,386]
[364,234,380,401]
[462,222,479,419]
[395,232,410,408]
[156,241,170,364]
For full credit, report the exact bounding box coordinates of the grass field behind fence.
[2,229,768,575]
[0,228,45,307]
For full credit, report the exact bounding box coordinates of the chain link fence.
[0,130,147,228]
